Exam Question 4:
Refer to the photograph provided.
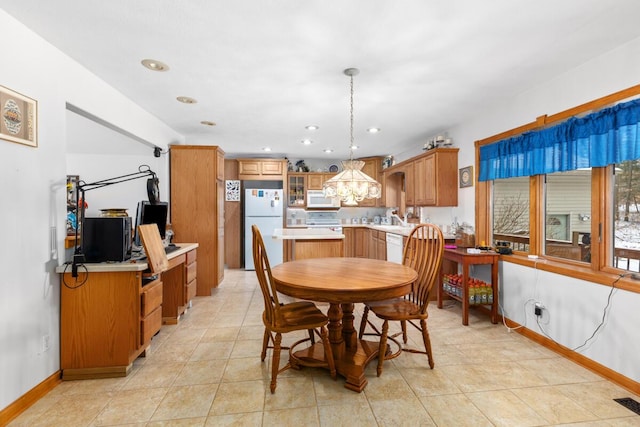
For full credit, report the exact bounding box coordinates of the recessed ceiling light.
[367,127,381,133]
[301,139,313,145]
[141,59,169,72]
[306,125,319,131]
[350,145,359,150]
[263,147,272,152]
[324,148,333,153]
[200,120,216,126]
[177,96,197,104]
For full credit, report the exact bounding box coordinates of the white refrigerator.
[244,188,284,270]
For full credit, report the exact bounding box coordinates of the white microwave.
[306,190,341,208]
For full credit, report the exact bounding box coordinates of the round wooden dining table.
[271,257,417,392]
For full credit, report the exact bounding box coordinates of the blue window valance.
[479,98,640,181]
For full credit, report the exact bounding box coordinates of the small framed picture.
[0,85,37,147]
[225,180,240,201]
[459,166,473,188]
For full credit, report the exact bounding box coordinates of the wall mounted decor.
[225,180,240,201]
[0,85,37,147]
[459,165,473,188]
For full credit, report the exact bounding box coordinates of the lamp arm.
[71,165,157,277]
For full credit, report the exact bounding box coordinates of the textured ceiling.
[3,0,640,160]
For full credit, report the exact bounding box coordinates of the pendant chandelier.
[323,68,382,206]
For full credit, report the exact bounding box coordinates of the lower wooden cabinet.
[60,269,162,380]
[161,248,198,324]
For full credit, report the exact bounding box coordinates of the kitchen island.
[273,228,344,261]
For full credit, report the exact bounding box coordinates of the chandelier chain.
[349,74,354,160]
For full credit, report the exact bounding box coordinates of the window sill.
[500,253,640,294]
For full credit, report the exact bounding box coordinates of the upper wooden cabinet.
[307,173,335,190]
[414,148,458,206]
[383,147,458,208]
[237,159,286,180]
[349,156,383,207]
[288,173,306,207]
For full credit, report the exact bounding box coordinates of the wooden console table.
[56,243,197,380]
[437,247,500,325]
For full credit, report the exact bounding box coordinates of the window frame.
[475,84,640,294]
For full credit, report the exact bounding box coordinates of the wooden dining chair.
[252,225,336,393]
[358,223,444,376]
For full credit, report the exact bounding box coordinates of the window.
[493,177,530,252]
[544,170,591,262]
[613,159,640,272]
[476,85,640,289]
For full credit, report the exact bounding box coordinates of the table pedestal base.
[291,339,381,392]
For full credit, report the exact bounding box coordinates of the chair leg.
[261,328,270,362]
[358,305,370,339]
[401,320,408,343]
[270,333,282,393]
[420,319,434,369]
[308,329,316,344]
[377,320,389,377]
[319,325,336,380]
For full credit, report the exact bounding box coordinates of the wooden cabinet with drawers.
[59,269,163,380]
[160,247,198,324]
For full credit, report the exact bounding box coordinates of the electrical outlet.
[42,334,50,352]
[534,302,543,316]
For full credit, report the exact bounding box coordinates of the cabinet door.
[377,232,386,260]
[415,156,436,205]
[358,158,379,207]
[343,227,355,257]
[261,160,284,176]
[288,174,306,206]
[404,163,415,206]
[354,228,369,258]
[307,173,324,190]
[238,160,260,176]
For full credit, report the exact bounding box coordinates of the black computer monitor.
[133,201,168,247]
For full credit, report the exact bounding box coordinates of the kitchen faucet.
[390,210,408,227]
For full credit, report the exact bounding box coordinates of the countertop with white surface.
[273,228,345,240]
[56,243,199,273]
[286,223,456,239]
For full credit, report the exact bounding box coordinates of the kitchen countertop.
[286,223,455,239]
[273,228,345,240]
[56,243,199,273]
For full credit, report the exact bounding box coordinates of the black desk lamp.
[71,164,159,277]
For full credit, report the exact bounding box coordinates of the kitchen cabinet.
[376,231,386,260]
[368,229,387,260]
[160,248,198,324]
[354,157,383,207]
[170,145,225,294]
[237,159,286,180]
[307,173,335,190]
[414,148,458,206]
[354,227,369,258]
[288,173,306,206]
[383,148,457,208]
[343,227,369,258]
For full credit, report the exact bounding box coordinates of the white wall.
[450,36,640,383]
[0,10,182,411]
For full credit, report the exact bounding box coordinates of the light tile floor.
[10,268,640,426]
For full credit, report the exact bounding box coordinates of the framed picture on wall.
[0,85,38,147]
[459,165,473,188]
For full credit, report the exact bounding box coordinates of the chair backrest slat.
[401,224,444,313]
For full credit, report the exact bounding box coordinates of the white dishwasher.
[386,232,404,264]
